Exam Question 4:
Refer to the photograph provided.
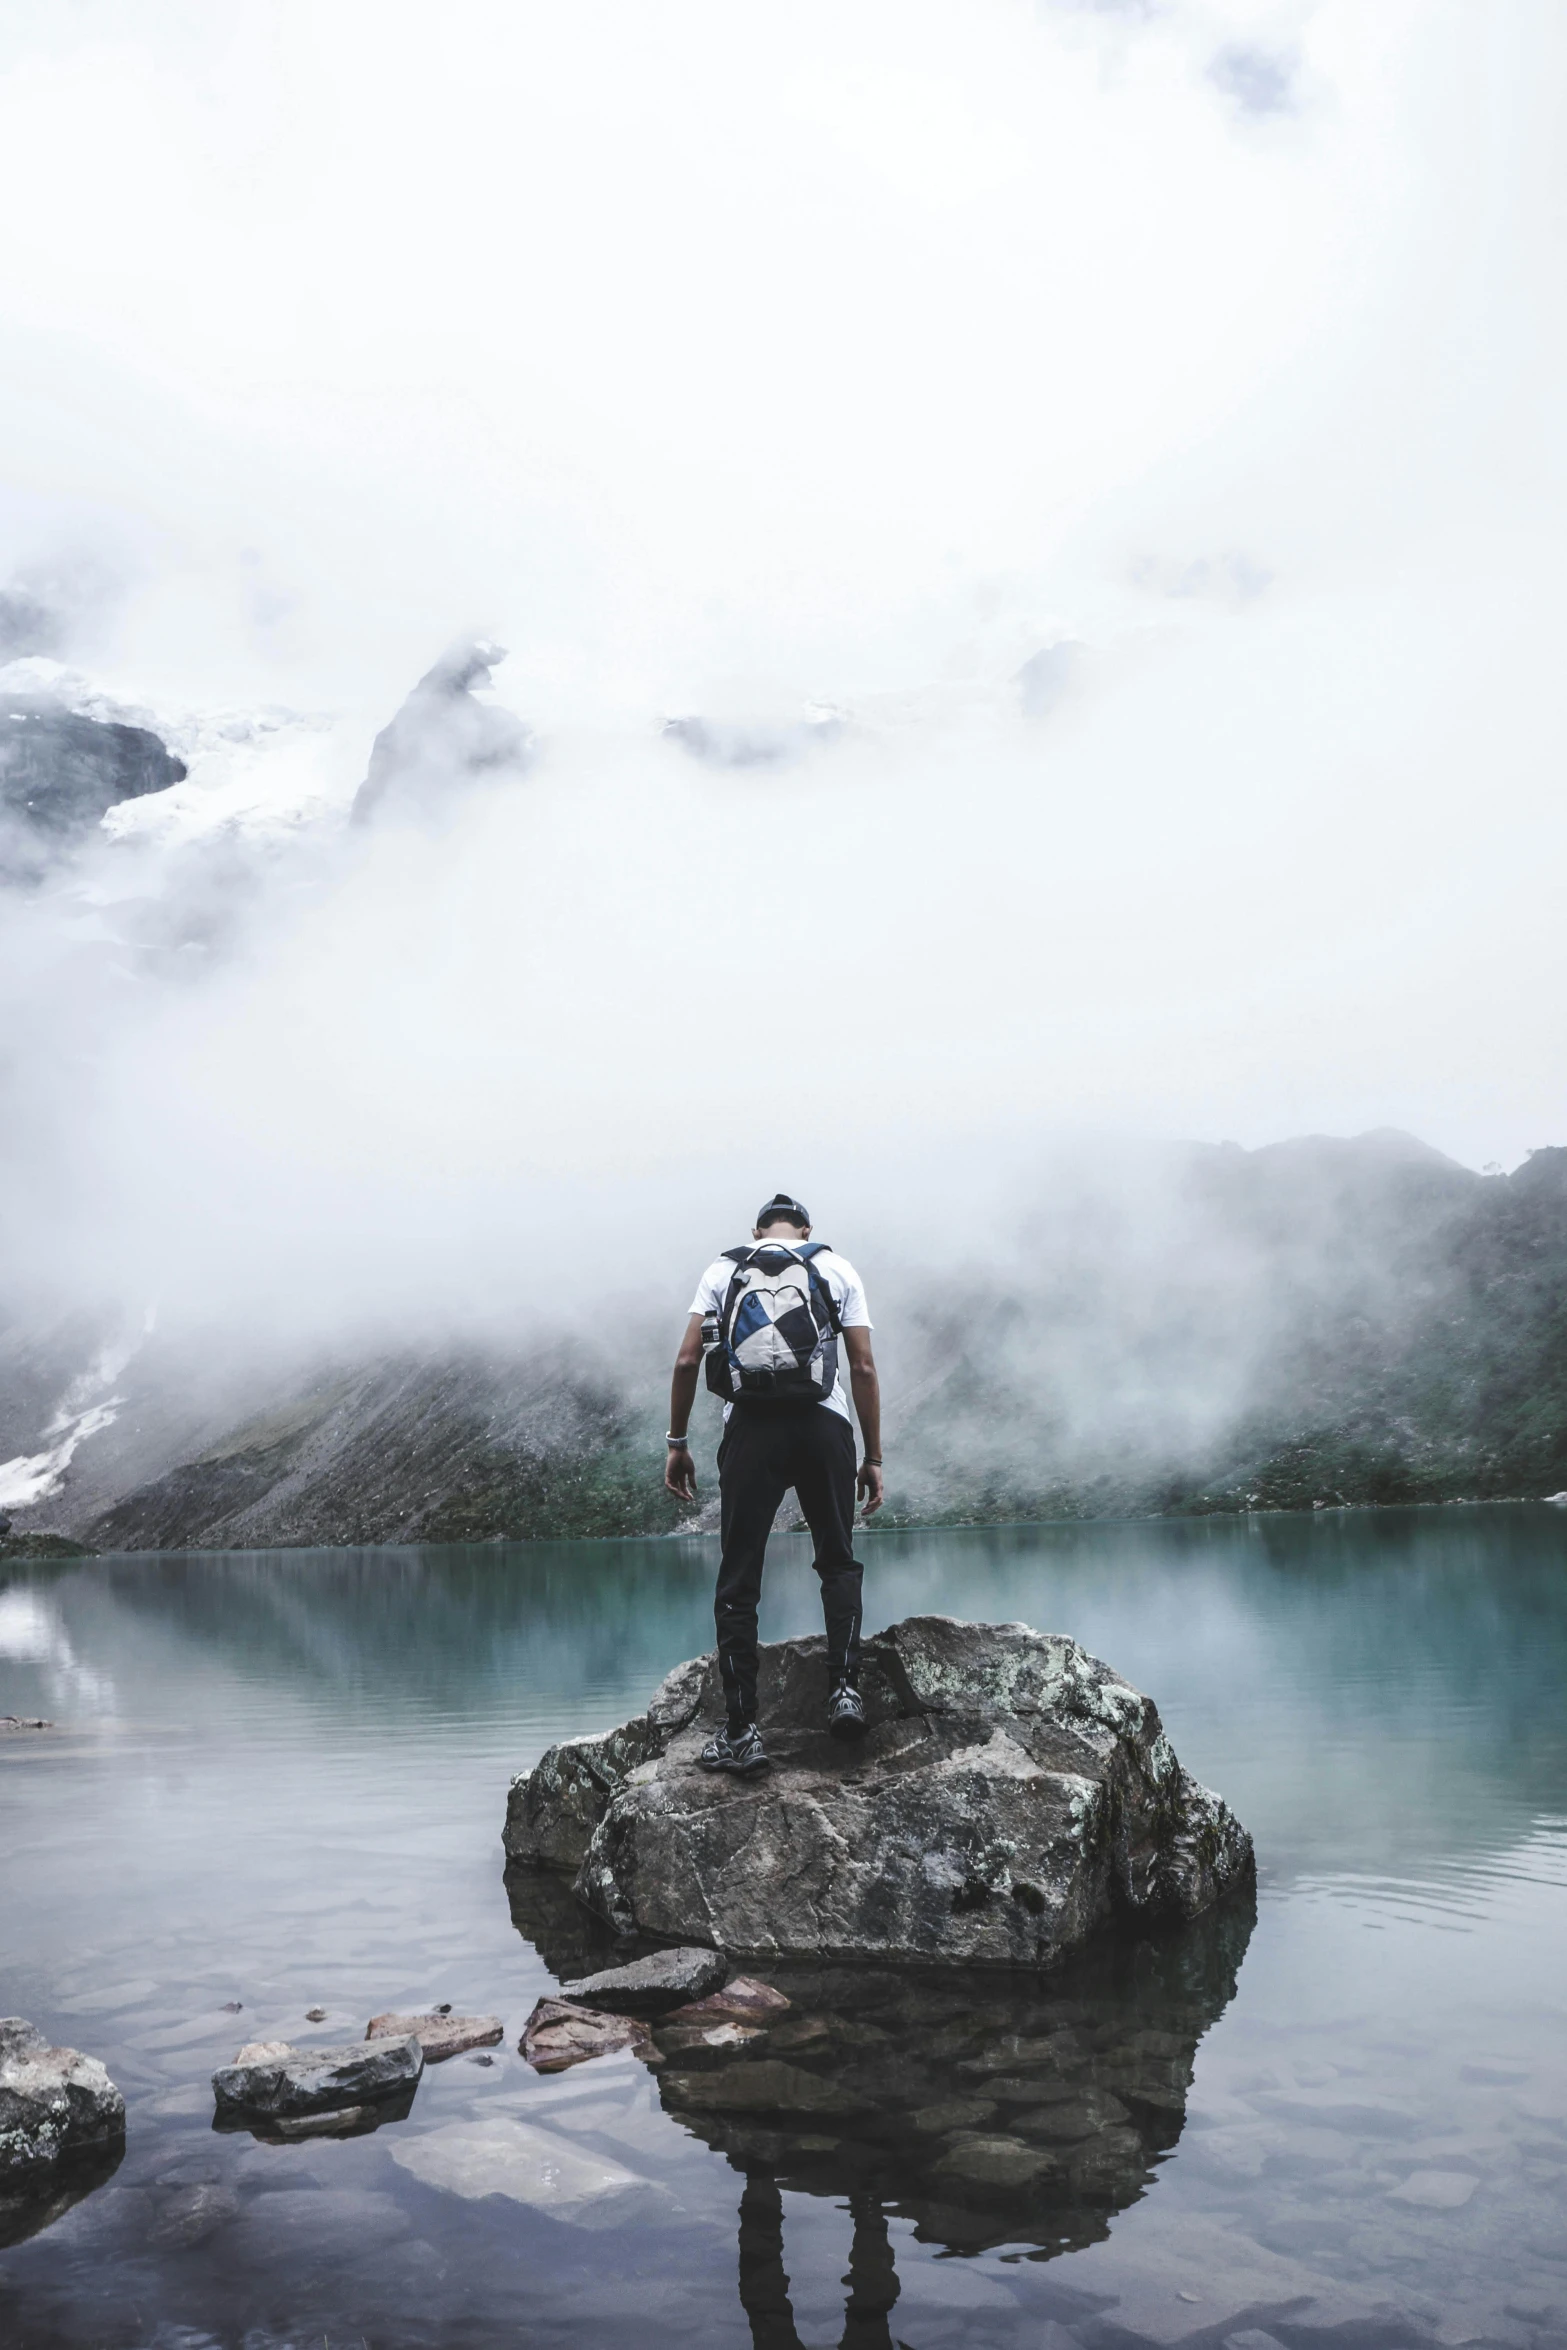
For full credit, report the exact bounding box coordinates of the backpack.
[703,1242,844,1406]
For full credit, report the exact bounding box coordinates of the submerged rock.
[504,1617,1253,1966]
[148,2181,239,2245]
[365,2010,504,2062]
[0,2019,126,2175]
[390,2118,674,2228]
[518,1998,656,2074]
[211,2034,423,2119]
[557,1947,727,2016]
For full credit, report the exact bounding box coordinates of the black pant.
[715,1404,863,1726]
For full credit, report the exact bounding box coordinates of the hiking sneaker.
[698,1722,770,1774]
[827,1681,867,1740]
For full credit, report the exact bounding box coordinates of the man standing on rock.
[666,1192,883,1774]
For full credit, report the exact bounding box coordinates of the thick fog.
[1,0,1563,1380]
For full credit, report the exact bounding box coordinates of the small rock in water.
[663,1975,791,2025]
[220,2002,243,2014]
[519,1998,656,2074]
[0,2019,126,2173]
[366,2011,504,2062]
[435,2002,452,2014]
[304,2008,327,2023]
[212,2035,423,2118]
[468,2052,496,2068]
[0,1716,53,1731]
[557,1947,726,2016]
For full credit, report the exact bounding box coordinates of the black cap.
[756,1191,811,1230]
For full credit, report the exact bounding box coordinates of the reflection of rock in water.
[504,1860,633,1984]
[652,1893,1254,2261]
[211,2082,419,2145]
[0,2143,124,2250]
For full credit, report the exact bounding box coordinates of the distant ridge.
[3,1132,1564,1548]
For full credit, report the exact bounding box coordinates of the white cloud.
[0,0,1563,1347]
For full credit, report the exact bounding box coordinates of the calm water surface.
[2,1507,1565,2349]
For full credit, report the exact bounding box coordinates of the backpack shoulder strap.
[796,1243,843,1337]
[715,1248,756,1345]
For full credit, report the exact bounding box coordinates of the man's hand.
[857,1458,884,1517]
[666,1317,704,1503]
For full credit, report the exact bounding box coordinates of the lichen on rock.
[0,2019,125,2175]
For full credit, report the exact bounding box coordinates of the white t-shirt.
[689,1247,872,1424]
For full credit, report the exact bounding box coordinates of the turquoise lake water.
[2,1506,1565,2348]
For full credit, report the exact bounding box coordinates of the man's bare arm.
[844,1327,884,1516]
[665,1314,704,1501]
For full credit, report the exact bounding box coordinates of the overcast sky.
[1,0,1564,1334]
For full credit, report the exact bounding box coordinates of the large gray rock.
[0,2019,126,2174]
[211,2034,423,2119]
[504,1617,1252,1967]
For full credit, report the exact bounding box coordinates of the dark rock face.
[351,638,530,827]
[505,1618,1253,1967]
[0,694,185,879]
[558,1946,728,2015]
[211,2034,423,2120]
[0,2020,126,2176]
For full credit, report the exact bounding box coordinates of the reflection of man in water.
[739,2177,899,2350]
[665,1192,884,1774]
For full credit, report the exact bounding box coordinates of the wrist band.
[666,1434,691,1447]
[863,1456,883,1466]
